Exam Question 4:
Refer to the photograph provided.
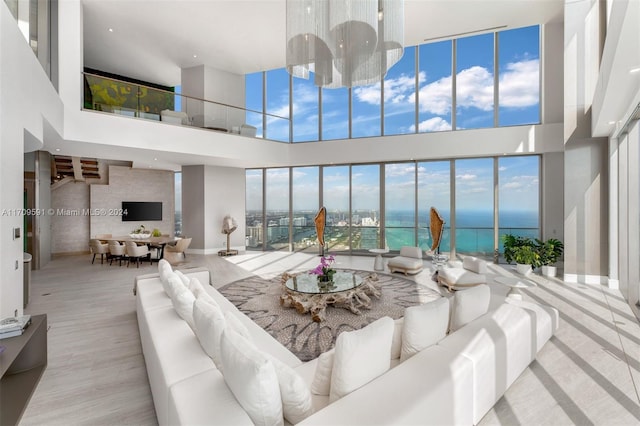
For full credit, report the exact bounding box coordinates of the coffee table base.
[280,273,381,322]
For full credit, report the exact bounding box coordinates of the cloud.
[456,173,477,181]
[385,163,416,178]
[499,59,539,107]
[410,117,452,132]
[353,82,382,105]
[499,166,507,171]
[502,182,522,189]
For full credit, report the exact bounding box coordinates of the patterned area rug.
[218,269,442,361]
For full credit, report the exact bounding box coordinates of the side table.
[494,276,536,300]
[369,248,389,271]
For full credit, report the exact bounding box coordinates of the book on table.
[0,315,31,338]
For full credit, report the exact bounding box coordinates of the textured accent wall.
[90,165,175,238]
[51,182,90,254]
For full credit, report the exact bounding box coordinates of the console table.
[0,314,47,426]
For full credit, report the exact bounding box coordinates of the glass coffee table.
[281,271,380,322]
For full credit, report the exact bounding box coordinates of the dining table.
[100,235,178,259]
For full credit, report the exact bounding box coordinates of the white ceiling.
[82,0,564,87]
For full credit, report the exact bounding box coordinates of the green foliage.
[536,238,564,266]
[502,234,564,269]
[512,245,540,268]
[502,234,535,265]
[152,228,162,237]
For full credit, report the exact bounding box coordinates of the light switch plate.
[13,228,20,239]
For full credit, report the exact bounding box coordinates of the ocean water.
[385,209,539,253]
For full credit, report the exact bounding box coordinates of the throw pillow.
[167,274,196,330]
[193,296,226,369]
[329,317,394,402]
[462,256,488,274]
[450,284,491,331]
[188,277,216,305]
[400,297,449,362]
[310,349,335,396]
[174,270,190,286]
[158,259,173,285]
[390,318,404,360]
[224,311,251,340]
[268,355,314,424]
[220,329,284,426]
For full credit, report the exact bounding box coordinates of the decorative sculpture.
[314,207,327,256]
[218,215,239,256]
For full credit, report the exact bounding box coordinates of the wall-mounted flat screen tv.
[122,201,162,221]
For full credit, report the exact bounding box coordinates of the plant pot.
[516,263,532,275]
[541,265,557,277]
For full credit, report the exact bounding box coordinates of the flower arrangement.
[310,255,336,283]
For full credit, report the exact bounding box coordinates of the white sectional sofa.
[135,264,559,426]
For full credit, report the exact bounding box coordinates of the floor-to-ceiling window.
[351,164,380,251]
[498,156,540,250]
[323,166,350,252]
[384,46,416,136]
[265,168,289,250]
[385,162,416,250]
[265,69,290,142]
[292,166,319,251]
[418,40,453,133]
[455,158,494,254]
[292,73,319,142]
[418,161,451,252]
[498,25,540,126]
[246,169,263,249]
[248,155,540,257]
[455,33,494,130]
[245,72,264,138]
[245,25,540,143]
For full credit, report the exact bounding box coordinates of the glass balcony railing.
[82,72,289,142]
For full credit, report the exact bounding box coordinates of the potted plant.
[502,234,540,275]
[512,245,540,275]
[536,238,564,277]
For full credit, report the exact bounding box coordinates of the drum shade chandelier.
[286,0,404,88]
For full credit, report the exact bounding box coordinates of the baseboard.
[186,247,245,256]
[563,274,609,285]
[52,251,91,258]
[607,278,620,290]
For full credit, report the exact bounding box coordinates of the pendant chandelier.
[286,0,404,88]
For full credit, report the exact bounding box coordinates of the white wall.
[182,165,245,254]
[90,165,175,238]
[0,1,63,318]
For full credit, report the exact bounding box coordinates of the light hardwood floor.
[19,251,640,425]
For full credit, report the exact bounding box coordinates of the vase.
[516,263,532,275]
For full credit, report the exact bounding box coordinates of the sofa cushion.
[268,355,314,424]
[440,267,487,287]
[450,284,491,331]
[193,296,251,372]
[400,297,449,362]
[329,317,394,402]
[462,256,488,274]
[311,348,336,396]
[158,259,173,286]
[168,369,253,426]
[174,270,191,286]
[311,349,335,396]
[399,246,422,258]
[167,274,196,330]
[390,318,403,360]
[220,329,284,426]
[438,303,534,424]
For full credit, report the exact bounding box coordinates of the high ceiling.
[82,0,564,88]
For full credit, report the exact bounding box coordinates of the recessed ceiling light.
[630,67,640,74]
[55,148,60,152]
[608,121,617,125]
[108,28,113,32]
[154,158,158,161]
[193,54,197,58]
